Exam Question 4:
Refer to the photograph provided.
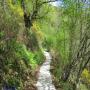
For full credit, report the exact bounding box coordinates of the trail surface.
[36,51,56,90]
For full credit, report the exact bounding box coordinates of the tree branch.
[39,0,59,6]
[21,0,59,28]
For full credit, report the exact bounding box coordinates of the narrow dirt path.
[36,51,56,90]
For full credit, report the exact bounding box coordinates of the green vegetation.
[0,0,90,90]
